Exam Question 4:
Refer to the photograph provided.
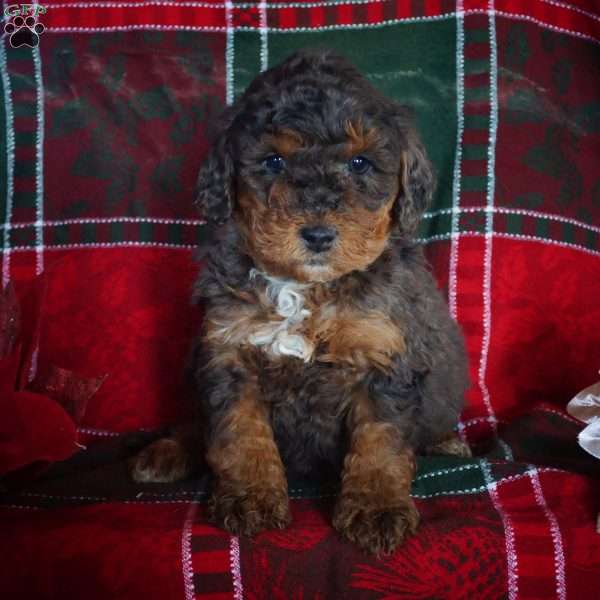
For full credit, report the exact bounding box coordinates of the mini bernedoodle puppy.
[131,50,470,555]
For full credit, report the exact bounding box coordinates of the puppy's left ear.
[195,132,236,226]
[394,122,435,237]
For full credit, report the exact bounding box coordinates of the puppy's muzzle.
[300,225,337,253]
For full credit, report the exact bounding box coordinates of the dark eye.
[349,155,372,174]
[264,155,285,175]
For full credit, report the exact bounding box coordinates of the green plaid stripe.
[6,212,593,252]
[465,58,490,75]
[463,144,487,160]
[71,220,205,247]
[459,209,487,233]
[423,14,492,243]
[0,45,8,233]
[421,208,599,252]
[488,460,529,483]
[0,456,539,505]
[287,457,531,501]
[7,220,207,249]
[1,44,38,221]
[232,31,263,102]
[412,458,487,498]
[460,18,493,211]
[419,211,453,239]
[497,211,599,252]
[285,458,492,501]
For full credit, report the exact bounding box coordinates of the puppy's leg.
[425,432,472,458]
[129,424,197,483]
[207,381,291,536]
[333,390,419,555]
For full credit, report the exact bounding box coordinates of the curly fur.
[131,49,469,555]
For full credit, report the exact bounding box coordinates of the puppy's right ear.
[195,134,235,225]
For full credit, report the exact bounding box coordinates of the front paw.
[129,438,190,483]
[209,485,292,536]
[333,493,419,556]
[425,434,472,458]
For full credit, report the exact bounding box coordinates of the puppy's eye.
[263,155,285,175]
[349,155,372,175]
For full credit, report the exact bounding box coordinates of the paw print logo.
[4,15,45,48]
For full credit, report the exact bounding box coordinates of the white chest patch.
[248,269,314,362]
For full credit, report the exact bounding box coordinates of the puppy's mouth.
[306,256,328,266]
[297,226,336,281]
[299,256,335,283]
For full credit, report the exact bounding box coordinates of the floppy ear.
[394,122,435,237]
[195,133,236,225]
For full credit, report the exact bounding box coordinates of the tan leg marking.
[333,391,419,555]
[425,432,472,458]
[129,433,192,484]
[207,382,291,536]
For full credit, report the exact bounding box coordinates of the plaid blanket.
[1,1,599,598]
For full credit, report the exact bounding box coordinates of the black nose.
[300,226,337,253]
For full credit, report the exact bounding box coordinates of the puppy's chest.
[212,276,405,372]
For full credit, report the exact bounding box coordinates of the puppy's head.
[196,50,433,283]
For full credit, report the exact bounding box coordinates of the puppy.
[131,50,470,555]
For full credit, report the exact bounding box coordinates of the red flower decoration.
[0,276,106,477]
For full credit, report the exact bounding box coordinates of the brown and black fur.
[130,50,470,555]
